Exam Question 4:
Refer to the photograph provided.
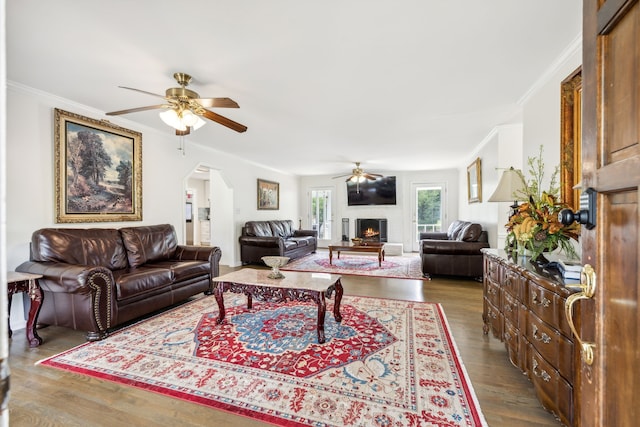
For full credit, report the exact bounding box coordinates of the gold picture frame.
[467,157,482,203]
[257,179,279,210]
[54,108,142,223]
[560,67,582,211]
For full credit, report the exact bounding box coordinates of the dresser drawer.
[528,345,573,427]
[504,319,524,371]
[503,268,522,300]
[485,278,501,308]
[484,299,503,339]
[528,281,557,326]
[485,257,501,283]
[502,291,521,328]
[526,311,574,383]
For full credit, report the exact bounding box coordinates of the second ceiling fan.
[333,162,383,187]
[106,72,247,135]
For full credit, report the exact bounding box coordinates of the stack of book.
[558,259,582,284]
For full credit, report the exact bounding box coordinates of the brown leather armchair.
[419,220,489,280]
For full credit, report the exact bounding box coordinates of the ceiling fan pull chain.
[178,135,186,156]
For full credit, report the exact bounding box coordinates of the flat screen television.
[347,176,397,206]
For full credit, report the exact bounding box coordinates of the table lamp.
[488,167,526,217]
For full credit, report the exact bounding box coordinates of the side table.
[7,271,44,347]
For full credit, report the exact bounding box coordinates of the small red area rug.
[282,252,425,280]
[38,294,487,427]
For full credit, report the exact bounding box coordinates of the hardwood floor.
[8,264,563,426]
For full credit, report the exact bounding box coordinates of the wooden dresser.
[482,249,579,427]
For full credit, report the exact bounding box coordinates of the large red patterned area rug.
[281,252,425,280]
[39,294,487,427]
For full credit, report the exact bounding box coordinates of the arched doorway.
[184,165,236,266]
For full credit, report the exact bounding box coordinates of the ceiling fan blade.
[195,98,239,108]
[118,86,167,99]
[201,110,247,133]
[363,173,383,180]
[106,104,167,116]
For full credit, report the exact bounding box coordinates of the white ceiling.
[7,0,582,177]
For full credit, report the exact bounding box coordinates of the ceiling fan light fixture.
[181,109,199,127]
[159,109,187,131]
[192,116,206,130]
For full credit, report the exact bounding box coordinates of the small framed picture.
[257,179,279,210]
[467,157,482,203]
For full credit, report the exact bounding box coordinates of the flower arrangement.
[505,146,580,261]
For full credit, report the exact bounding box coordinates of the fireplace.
[355,218,388,242]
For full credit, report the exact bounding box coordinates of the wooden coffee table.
[328,242,385,267]
[212,269,343,344]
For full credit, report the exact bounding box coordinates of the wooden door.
[578,0,640,426]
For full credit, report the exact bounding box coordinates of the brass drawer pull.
[532,292,550,307]
[532,324,551,344]
[532,358,551,382]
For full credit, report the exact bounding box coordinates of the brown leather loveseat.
[419,220,489,280]
[16,224,221,341]
[239,220,317,265]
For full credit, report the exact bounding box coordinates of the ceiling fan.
[332,162,383,186]
[106,72,247,135]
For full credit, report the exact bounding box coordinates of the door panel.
[580,1,640,426]
[411,183,444,252]
[601,191,638,425]
[310,188,333,247]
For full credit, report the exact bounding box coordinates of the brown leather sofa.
[419,220,489,280]
[16,224,221,341]
[239,220,317,265]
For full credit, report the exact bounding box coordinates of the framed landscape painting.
[54,108,143,223]
[257,179,279,210]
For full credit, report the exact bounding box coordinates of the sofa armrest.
[239,236,284,249]
[294,229,318,238]
[174,245,222,278]
[419,232,449,240]
[420,240,490,256]
[16,261,114,295]
[16,261,116,337]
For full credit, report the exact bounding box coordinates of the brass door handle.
[564,264,596,365]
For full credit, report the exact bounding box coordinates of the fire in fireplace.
[355,218,388,242]
[363,228,379,239]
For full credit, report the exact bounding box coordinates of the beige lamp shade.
[488,167,526,202]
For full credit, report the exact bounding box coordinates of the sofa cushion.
[283,240,299,250]
[457,223,483,242]
[30,228,128,270]
[113,266,173,300]
[270,220,293,238]
[152,259,210,282]
[289,236,312,247]
[244,221,275,237]
[447,220,469,240]
[120,224,178,268]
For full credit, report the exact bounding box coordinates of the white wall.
[6,83,300,330]
[457,39,582,251]
[458,124,523,249]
